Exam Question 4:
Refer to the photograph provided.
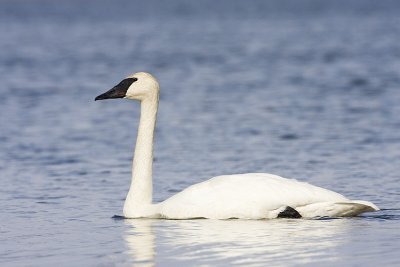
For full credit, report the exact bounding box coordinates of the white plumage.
[159,173,377,219]
[95,72,379,219]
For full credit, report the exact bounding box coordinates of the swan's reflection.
[124,219,156,267]
[124,218,351,266]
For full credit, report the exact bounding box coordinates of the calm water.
[1,0,400,266]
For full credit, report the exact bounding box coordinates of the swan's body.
[158,173,377,219]
[95,72,379,219]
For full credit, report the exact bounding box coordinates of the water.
[1,0,400,266]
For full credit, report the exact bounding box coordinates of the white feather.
[159,173,378,219]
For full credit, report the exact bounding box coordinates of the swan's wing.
[159,173,369,219]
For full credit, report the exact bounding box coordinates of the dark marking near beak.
[95,78,138,101]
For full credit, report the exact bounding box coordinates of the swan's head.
[95,72,159,101]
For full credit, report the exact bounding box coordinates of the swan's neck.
[124,96,158,216]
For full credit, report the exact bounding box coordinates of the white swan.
[95,72,379,219]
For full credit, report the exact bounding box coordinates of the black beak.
[95,78,137,101]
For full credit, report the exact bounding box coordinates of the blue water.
[1,0,400,266]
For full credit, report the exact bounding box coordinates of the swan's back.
[159,173,377,219]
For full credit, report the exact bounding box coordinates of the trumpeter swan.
[95,72,378,219]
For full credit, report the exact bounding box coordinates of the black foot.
[277,206,302,218]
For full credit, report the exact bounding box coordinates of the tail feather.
[334,200,379,216]
[297,201,379,218]
[350,200,379,211]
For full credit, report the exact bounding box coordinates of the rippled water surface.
[1,0,400,266]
